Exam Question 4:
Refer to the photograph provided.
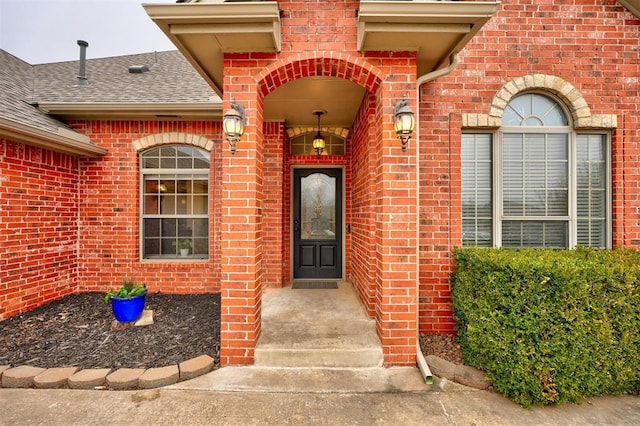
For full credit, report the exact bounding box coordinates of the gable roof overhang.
[144,1,499,128]
[145,1,500,95]
[0,117,107,157]
[358,1,501,76]
[618,0,640,17]
[144,1,281,97]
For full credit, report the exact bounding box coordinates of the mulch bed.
[419,333,465,366]
[0,292,220,370]
[1,291,463,370]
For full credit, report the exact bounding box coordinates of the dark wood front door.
[293,168,342,279]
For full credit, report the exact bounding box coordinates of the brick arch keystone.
[256,52,384,97]
[462,74,616,129]
[132,133,214,153]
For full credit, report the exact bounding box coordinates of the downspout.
[414,53,460,385]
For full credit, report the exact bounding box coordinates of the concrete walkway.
[2,373,639,425]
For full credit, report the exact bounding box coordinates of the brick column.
[219,78,264,365]
[374,81,418,366]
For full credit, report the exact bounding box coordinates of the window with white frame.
[462,93,610,248]
[140,145,209,259]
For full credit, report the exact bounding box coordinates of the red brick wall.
[349,92,377,317]
[8,0,634,367]
[219,65,266,365]
[71,120,223,295]
[373,71,418,367]
[279,0,359,54]
[417,0,640,333]
[262,121,285,287]
[0,139,79,320]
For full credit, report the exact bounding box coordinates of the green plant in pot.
[104,278,147,323]
[178,239,192,256]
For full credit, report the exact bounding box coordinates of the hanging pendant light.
[312,110,326,157]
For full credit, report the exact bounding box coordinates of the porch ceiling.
[264,77,366,128]
[144,1,499,128]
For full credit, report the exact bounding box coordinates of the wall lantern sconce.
[223,98,245,154]
[394,95,415,152]
[312,110,326,157]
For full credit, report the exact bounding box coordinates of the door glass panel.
[300,173,336,240]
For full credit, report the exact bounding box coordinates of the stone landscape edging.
[426,355,492,390]
[0,354,487,391]
[0,354,215,390]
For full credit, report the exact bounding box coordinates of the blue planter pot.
[110,292,147,323]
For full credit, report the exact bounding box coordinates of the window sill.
[140,257,209,263]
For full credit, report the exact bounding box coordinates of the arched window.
[290,133,345,156]
[462,93,609,248]
[502,93,569,126]
[140,145,210,259]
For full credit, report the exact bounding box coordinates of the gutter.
[36,102,222,121]
[414,53,460,385]
[0,117,106,157]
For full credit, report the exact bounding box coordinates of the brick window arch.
[462,74,617,129]
[132,132,214,153]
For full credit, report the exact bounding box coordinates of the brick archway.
[253,52,418,367]
[254,51,387,300]
[220,50,417,367]
[255,51,386,301]
[256,52,384,98]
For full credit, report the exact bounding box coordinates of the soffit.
[358,1,500,76]
[143,1,281,96]
[617,0,640,17]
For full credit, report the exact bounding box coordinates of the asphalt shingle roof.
[33,50,218,104]
[0,48,219,153]
[0,50,74,134]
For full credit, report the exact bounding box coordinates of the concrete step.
[256,282,384,368]
[254,346,383,368]
[166,366,430,393]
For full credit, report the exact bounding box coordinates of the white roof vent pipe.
[151,51,159,68]
[76,40,89,86]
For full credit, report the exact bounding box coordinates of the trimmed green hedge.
[452,247,640,407]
